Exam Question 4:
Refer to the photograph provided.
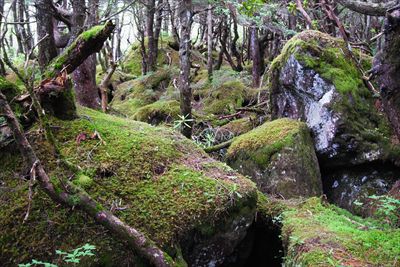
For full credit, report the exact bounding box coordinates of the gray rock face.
[274,55,340,157]
[323,165,400,214]
[269,31,394,166]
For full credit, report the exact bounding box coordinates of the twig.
[23,160,39,223]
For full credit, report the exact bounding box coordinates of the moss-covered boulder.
[192,69,256,117]
[0,107,258,266]
[226,118,322,198]
[110,68,177,117]
[122,36,180,76]
[269,30,396,166]
[281,197,400,266]
[132,99,180,125]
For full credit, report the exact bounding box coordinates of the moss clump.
[269,30,371,97]
[73,174,93,189]
[282,197,400,266]
[0,107,257,265]
[132,100,180,125]
[219,117,257,137]
[227,118,304,167]
[111,68,177,116]
[123,36,180,76]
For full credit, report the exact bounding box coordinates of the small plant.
[173,114,194,131]
[368,194,400,227]
[19,243,96,267]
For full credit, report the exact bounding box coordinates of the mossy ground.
[0,107,257,265]
[227,118,305,167]
[282,197,400,266]
[111,68,178,117]
[132,99,180,125]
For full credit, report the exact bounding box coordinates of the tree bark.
[207,4,213,79]
[70,0,101,109]
[146,0,157,71]
[250,24,261,88]
[35,0,58,70]
[335,0,397,16]
[178,0,193,138]
[0,91,174,267]
[39,22,115,119]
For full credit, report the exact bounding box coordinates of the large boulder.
[269,30,397,166]
[0,108,257,266]
[226,118,322,198]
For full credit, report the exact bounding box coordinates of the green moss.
[269,30,370,97]
[133,100,180,125]
[123,36,179,76]
[73,174,93,189]
[45,23,108,77]
[227,118,304,167]
[0,107,257,265]
[111,68,177,116]
[282,197,400,266]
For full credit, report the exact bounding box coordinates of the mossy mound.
[281,197,400,266]
[110,68,178,117]
[227,118,322,198]
[0,107,257,266]
[132,99,180,125]
[122,36,180,76]
[192,69,256,117]
[269,30,397,165]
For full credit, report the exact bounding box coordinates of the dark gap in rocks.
[320,160,400,215]
[221,218,284,267]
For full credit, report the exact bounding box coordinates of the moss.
[132,100,180,125]
[73,174,93,189]
[111,68,177,116]
[227,118,304,167]
[219,117,256,137]
[0,107,257,265]
[123,36,180,76]
[45,23,109,77]
[282,197,400,266]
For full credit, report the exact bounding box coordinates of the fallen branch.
[0,91,175,267]
[204,139,234,153]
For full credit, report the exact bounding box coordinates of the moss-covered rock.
[110,68,177,117]
[226,118,322,198]
[281,197,400,266]
[0,107,257,266]
[122,36,180,76]
[269,30,396,166]
[132,99,180,125]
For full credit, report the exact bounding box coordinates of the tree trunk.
[70,0,101,109]
[374,8,400,140]
[207,4,213,79]
[12,0,24,54]
[178,0,193,138]
[35,0,58,70]
[250,24,261,88]
[0,0,6,76]
[146,0,157,71]
[40,22,115,119]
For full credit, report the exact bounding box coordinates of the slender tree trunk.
[146,0,156,71]
[207,4,213,79]
[178,0,193,138]
[12,0,24,54]
[0,0,6,75]
[154,0,164,64]
[250,24,261,88]
[35,0,58,70]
